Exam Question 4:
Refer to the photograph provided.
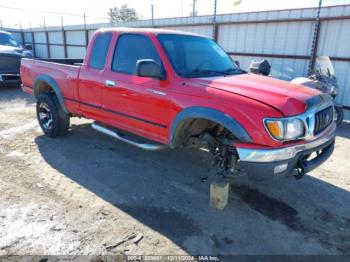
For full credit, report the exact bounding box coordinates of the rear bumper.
[236,123,336,179]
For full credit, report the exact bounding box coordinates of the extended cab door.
[102,33,170,144]
[78,32,112,119]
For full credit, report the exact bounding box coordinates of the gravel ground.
[0,86,349,256]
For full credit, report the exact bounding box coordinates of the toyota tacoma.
[21,28,336,179]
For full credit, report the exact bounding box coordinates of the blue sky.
[1,0,350,28]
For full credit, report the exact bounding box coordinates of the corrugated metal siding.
[67,46,86,59]
[48,31,64,45]
[318,20,350,57]
[33,32,46,43]
[332,61,350,107]
[317,15,350,108]
[49,45,65,58]
[4,5,350,118]
[162,25,213,39]
[65,31,86,45]
[219,21,314,55]
[233,55,309,81]
[34,45,48,58]
[88,30,95,42]
[23,32,32,44]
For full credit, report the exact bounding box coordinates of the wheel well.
[34,81,54,97]
[172,118,236,148]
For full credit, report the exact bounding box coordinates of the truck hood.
[0,45,32,57]
[195,73,321,116]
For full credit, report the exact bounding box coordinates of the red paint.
[20,28,321,148]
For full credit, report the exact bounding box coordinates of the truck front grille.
[314,106,334,135]
[0,54,21,72]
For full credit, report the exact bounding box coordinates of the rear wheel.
[36,93,70,137]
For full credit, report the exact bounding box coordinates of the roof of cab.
[95,27,205,38]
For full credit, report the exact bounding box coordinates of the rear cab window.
[111,34,161,75]
[89,32,112,70]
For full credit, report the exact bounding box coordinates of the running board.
[91,122,167,151]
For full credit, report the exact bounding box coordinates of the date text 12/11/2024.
[127,255,221,261]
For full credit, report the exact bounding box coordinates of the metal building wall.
[161,25,213,38]
[317,16,350,120]
[4,5,350,118]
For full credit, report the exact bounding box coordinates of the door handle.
[105,80,115,87]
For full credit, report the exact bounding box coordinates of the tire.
[36,92,70,137]
[334,106,344,126]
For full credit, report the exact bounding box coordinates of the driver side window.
[112,34,161,75]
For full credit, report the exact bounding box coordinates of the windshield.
[158,34,243,78]
[0,32,20,47]
[315,56,335,77]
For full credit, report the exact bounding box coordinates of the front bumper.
[0,73,21,87]
[236,123,336,179]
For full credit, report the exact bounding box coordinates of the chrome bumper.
[237,123,336,163]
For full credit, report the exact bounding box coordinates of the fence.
[4,4,350,118]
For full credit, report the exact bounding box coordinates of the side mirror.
[25,44,33,50]
[136,59,165,80]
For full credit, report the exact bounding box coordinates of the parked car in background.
[0,30,33,87]
[21,28,336,180]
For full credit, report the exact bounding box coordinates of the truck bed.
[20,58,81,105]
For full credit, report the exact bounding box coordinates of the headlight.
[265,118,304,141]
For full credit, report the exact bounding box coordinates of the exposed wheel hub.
[38,102,53,130]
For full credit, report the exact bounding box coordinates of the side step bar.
[91,122,167,151]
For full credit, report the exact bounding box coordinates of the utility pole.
[213,0,217,23]
[19,21,24,46]
[29,21,36,57]
[212,0,218,40]
[308,0,323,76]
[83,12,87,28]
[61,16,67,59]
[192,0,197,16]
[151,4,154,27]
[83,13,89,48]
[43,19,51,58]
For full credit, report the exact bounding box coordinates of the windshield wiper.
[219,68,246,75]
[180,68,246,77]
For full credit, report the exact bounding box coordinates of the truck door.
[78,32,112,119]
[102,33,170,144]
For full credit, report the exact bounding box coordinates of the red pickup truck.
[21,28,336,180]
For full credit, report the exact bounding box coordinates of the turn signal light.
[265,121,284,140]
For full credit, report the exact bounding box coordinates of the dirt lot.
[0,86,349,256]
